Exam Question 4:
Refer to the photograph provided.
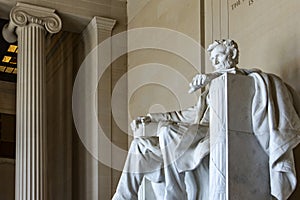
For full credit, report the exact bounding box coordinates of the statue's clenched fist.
[130,116,151,131]
[189,73,221,93]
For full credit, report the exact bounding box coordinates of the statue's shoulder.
[237,68,262,75]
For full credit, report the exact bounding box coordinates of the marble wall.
[228,0,300,93]
[127,1,203,199]
[205,0,300,93]
[46,31,77,200]
[127,0,203,123]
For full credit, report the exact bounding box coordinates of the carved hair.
[207,39,239,66]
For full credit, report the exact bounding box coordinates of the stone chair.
[133,73,272,200]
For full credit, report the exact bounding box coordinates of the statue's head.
[207,39,239,71]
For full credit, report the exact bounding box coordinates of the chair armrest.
[133,122,160,137]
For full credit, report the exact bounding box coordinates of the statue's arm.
[130,104,200,132]
[147,105,198,124]
[147,87,209,124]
[130,72,214,131]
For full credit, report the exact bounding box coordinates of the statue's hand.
[130,116,151,131]
[188,74,208,93]
[188,73,221,93]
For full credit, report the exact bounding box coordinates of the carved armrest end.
[133,122,160,137]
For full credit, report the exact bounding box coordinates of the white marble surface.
[210,73,271,200]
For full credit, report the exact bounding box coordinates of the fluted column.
[2,3,62,200]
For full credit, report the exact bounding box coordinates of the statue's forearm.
[148,106,198,124]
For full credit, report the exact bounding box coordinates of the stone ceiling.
[0,0,127,33]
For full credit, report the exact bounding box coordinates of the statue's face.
[210,45,232,70]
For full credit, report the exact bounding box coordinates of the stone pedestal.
[209,73,271,200]
[2,3,62,199]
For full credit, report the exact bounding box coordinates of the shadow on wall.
[277,38,300,94]
[280,64,300,94]
[0,160,14,200]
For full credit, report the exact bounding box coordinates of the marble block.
[209,73,271,200]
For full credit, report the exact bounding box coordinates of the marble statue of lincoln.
[112,39,300,200]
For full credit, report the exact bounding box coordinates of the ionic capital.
[2,2,62,43]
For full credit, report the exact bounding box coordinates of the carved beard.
[225,59,234,68]
[216,59,232,70]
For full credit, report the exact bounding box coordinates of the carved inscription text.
[231,0,255,11]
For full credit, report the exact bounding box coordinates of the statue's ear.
[231,49,237,60]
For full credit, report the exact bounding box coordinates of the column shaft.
[16,24,46,200]
[2,3,62,200]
